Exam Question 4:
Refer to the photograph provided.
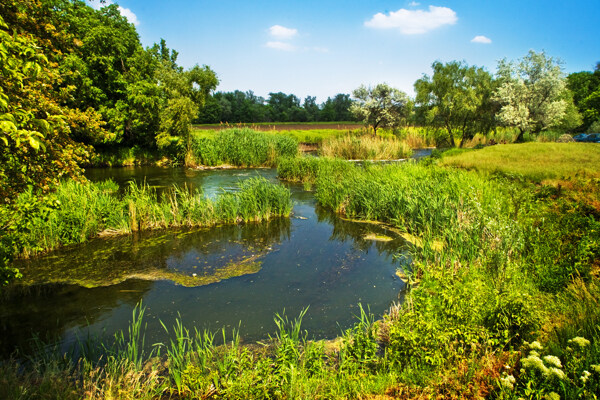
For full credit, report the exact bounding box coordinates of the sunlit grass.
[441,142,600,182]
[319,134,412,160]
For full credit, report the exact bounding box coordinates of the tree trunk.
[515,128,525,143]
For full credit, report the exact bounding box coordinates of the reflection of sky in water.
[1,167,409,356]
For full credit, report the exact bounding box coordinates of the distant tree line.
[351,52,600,146]
[197,91,356,123]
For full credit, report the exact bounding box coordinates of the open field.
[441,142,600,182]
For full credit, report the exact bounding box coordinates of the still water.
[1,168,409,357]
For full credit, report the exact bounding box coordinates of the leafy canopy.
[350,83,410,135]
[494,50,569,139]
[415,60,496,147]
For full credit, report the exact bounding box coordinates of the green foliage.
[415,60,497,147]
[319,134,412,160]
[6,177,291,258]
[482,292,540,348]
[341,305,380,371]
[495,51,571,140]
[589,119,600,133]
[198,91,357,124]
[567,64,600,131]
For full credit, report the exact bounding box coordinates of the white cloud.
[86,1,139,25]
[118,6,139,26]
[268,25,298,39]
[266,41,296,51]
[313,46,330,53]
[471,35,492,44]
[86,0,105,10]
[408,1,420,6]
[365,5,457,35]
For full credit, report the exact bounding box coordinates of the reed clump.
[191,128,298,167]
[11,177,291,257]
[319,134,412,160]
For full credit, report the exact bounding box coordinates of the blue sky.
[89,0,600,102]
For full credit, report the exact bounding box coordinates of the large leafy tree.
[154,44,218,156]
[568,63,600,130]
[494,50,570,141]
[415,61,496,147]
[350,84,410,136]
[0,14,100,285]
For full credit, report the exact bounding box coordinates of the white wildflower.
[546,367,565,380]
[521,354,548,374]
[568,336,590,348]
[544,393,560,400]
[592,364,600,374]
[580,370,591,384]
[529,350,540,357]
[500,374,516,390]
[529,341,543,350]
[543,355,562,368]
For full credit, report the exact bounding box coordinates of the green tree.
[415,61,496,147]
[0,14,96,285]
[494,50,570,141]
[155,50,218,157]
[350,84,410,136]
[568,63,600,130]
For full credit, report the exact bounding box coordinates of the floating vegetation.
[363,233,394,242]
[127,256,263,288]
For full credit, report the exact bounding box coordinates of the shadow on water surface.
[1,168,409,357]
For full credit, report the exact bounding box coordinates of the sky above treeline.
[87,0,600,102]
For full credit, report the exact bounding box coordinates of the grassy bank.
[8,177,291,258]
[441,142,600,182]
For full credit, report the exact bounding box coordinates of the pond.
[0,167,410,357]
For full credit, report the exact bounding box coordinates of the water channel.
[1,167,413,357]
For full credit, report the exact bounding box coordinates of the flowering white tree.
[350,83,410,136]
[494,51,568,141]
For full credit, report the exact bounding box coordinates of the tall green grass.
[319,134,412,160]
[11,177,292,257]
[0,304,400,399]
[190,128,298,167]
